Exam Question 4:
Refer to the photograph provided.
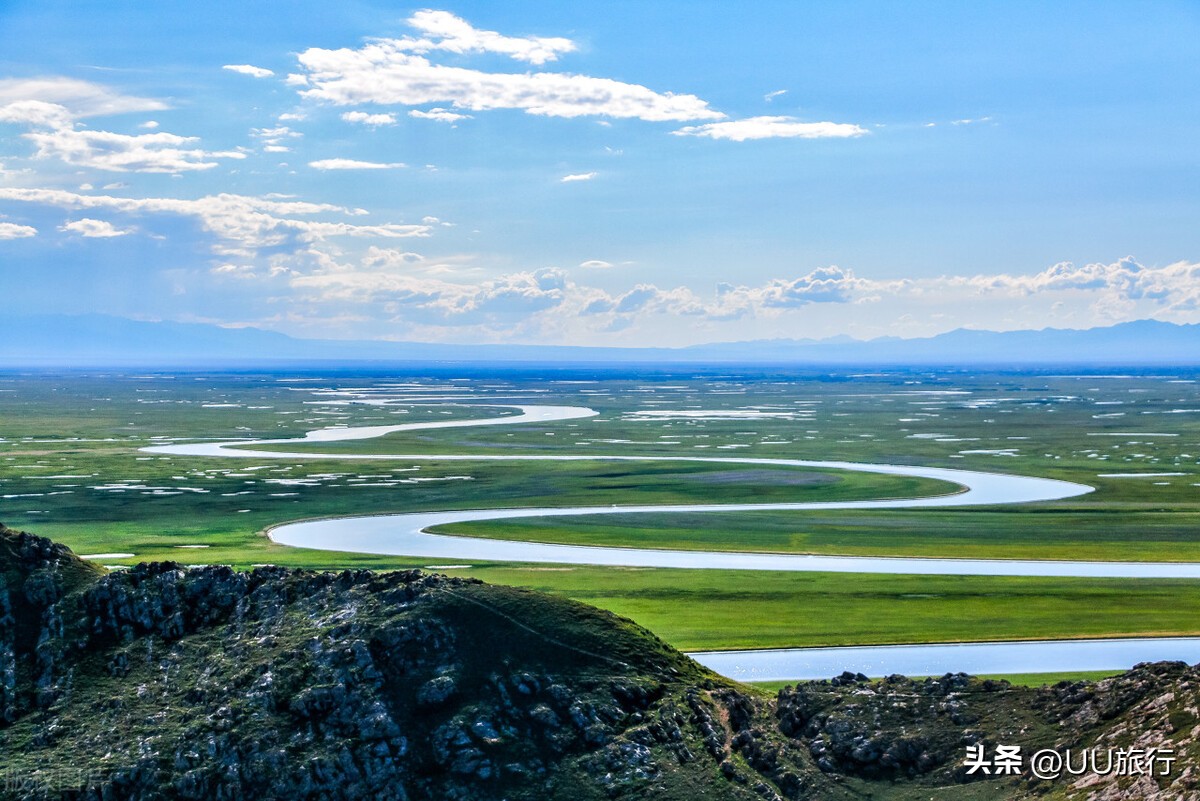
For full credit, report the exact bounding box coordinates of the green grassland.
[748,670,1125,693]
[462,566,1200,651]
[435,506,1200,562]
[3,368,1200,658]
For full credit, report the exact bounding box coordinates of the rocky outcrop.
[0,525,775,800]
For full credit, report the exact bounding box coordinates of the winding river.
[143,402,1200,679]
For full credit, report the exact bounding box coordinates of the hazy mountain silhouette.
[4,313,1198,366]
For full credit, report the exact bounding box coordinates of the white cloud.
[211,263,259,279]
[252,126,299,139]
[0,99,244,173]
[672,116,868,142]
[408,108,471,124]
[362,246,425,267]
[33,125,244,173]
[0,222,36,239]
[579,259,612,269]
[560,171,597,182]
[95,245,1200,338]
[400,10,576,65]
[251,126,301,152]
[764,89,788,102]
[293,262,570,323]
[693,258,1200,322]
[0,100,74,127]
[139,120,159,129]
[28,123,244,172]
[230,254,1200,340]
[580,283,705,317]
[294,20,723,122]
[567,258,1200,331]
[59,217,130,238]
[0,187,430,256]
[962,257,1200,311]
[612,285,660,313]
[342,111,397,127]
[718,266,874,309]
[223,64,275,78]
[0,77,166,117]
[308,158,406,170]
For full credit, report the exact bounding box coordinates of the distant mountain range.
[3,313,1199,367]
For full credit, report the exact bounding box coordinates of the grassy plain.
[3,367,1199,657]
[748,670,1125,693]
[436,507,1200,562]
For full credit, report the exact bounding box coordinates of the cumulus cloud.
[0,98,244,173]
[342,111,397,127]
[292,263,570,323]
[612,285,660,313]
[963,257,1200,312]
[59,218,130,238]
[565,258,1200,334]
[692,259,1200,318]
[0,160,28,180]
[223,64,275,78]
[296,47,722,121]
[282,10,876,141]
[0,77,166,117]
[257,254,1200,338]
[362,246,424,267]
[719,266,877,308]
[26,121,244,172]
[0,222,36,239]
[0,100,74,127]
[251,126,301,152]
[308,158,406,170]
[0,187,430,257]
[211,263,259,279]
[292,12,723,122]
[672,116,868,142]
[399,9,576,65]
[579,283,706,318]
[408,108,471,123]
[0,79,235,173]
[560,171,596,182]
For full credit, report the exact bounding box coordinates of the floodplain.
[2,366,1198,678]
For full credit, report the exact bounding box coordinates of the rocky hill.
[0,523,1197,800]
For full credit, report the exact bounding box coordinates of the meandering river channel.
[144,403,1200,679]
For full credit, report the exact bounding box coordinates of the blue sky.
[1,0,1198,346]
